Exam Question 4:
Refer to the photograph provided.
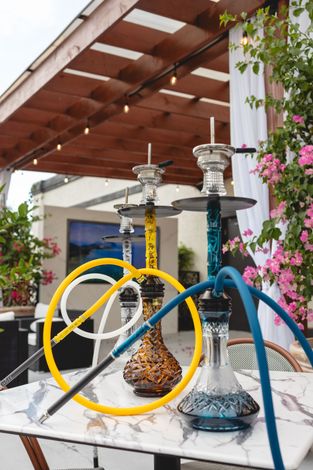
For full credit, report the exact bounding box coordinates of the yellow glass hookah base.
[43,258,202,416]
[123,207,182,396]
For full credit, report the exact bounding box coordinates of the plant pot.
[0,306,35,318]
[290,338,313,372]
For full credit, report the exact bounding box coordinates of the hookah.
[172,117,259,431]
[120,143,183,397]
[101,188,145,359]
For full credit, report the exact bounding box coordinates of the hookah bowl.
[178,289,259,431]
[173,141,259,430]
[119,160,182,397]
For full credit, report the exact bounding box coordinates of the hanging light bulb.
[84,123,90,135]
[57,142,62,151]
[105,178,109,186]
[240,31,249,46]
[64,176,69,184]
[123,95,130,114]
[176,184,180,192]
[170,66,177,86]
[231,180,234,186]
[33,158,38,166]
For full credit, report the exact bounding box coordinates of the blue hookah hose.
[114,269,313,470]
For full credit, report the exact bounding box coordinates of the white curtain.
[229,25,294,350]
[0,169,12,208]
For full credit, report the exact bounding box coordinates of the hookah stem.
[0,339,56,388]
[122,235,132,277]
[207,201,222,281]
[145,206,158,270]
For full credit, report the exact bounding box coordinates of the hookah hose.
[42,262,202,417]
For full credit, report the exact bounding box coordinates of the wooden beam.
[137,92,230,123]
[25,160,201,185]
[98,21,169,54]
[0,0,141,122]
[111,107,230,141]
[163,75,229,102]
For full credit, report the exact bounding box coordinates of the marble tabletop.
[0,367,312,470]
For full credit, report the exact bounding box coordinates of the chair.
[227,337,302,372]
[0,319,28,387]
[182,338,302,470]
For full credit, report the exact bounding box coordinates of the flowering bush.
[221,1,313,328]
[0,196,61,306]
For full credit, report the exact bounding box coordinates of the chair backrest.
[228,338,302,372]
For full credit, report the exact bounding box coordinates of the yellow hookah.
[121,143,182,397]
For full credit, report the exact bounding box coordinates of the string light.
[123,96,130,114]
[33,158,38,166]
[170,66,177,86]
[240,31,248,46]
[84,123,90,135]
[57,142,62,151]
[64,176,69,183]
[105,178,109,186]
[231,180,234,186]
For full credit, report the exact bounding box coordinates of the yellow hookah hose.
[43,260,202,416]
[145,207,157,269]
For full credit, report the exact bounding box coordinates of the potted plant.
[220,2,312,338]
[0,191,60,315]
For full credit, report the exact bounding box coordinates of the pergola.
[0,0,266,186]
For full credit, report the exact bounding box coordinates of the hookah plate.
[172,196,256,217]
[102,234,145,243]
[118,204,181,218]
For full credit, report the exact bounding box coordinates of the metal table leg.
[154,454,180,470]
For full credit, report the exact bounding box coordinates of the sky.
[1,0,92,209]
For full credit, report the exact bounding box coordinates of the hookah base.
[133,386,173,398]
[178,391,260,432]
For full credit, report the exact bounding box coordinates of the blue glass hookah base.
[177,390,260,431]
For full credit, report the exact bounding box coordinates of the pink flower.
[242,228,253,237]
[42,270,55,286]
[299,145,313,166]
[305,169,313,175]
[300,230,309,243]
[242,266,259,286]
[304,218,313,229]
[292,115,304,124]
[305,243,313,252]
[222,245,228,254]
[241,144,247,148]
[270,201,287,219]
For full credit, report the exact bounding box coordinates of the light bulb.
[123,103,130,114]
[170,73,177,86]
[57,143,62,151]
[240,33,248,46]
[84,125,90,135]
[176,184,180,192]
[231,180,234,186]
[64,176,69,183]
[105,178,109,186]
[33,158,38,166]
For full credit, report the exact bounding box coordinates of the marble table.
[0,367,313,470]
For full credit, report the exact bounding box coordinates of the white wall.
[40,205,179,343]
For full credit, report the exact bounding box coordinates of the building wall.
[40,205,179,343]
